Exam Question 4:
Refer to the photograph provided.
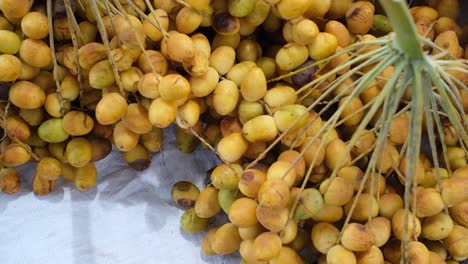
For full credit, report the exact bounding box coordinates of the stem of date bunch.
[378,0,425,60]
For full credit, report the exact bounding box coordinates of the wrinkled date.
[291,59,317,88]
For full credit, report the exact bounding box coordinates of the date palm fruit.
[38,118,70,143]
[74,162,97,192]
[0,168,20,194]
[180,208,209,233]
[35,157,61,181]
[211,223,242,255]
[311,222,340,254]
[341,223,374,252]
[123,144,151,171]
[195,187,221,218]
[172,181,200,208]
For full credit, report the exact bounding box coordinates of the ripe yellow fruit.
[341,223,374,252]
[216,132,249,163]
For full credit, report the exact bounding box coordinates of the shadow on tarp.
[71,192,96,264]
[0,162,66,213]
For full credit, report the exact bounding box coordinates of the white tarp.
[0,127,239,264]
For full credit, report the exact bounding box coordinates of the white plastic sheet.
[0,127,239,264]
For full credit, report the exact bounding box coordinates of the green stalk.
[378,0,425,60]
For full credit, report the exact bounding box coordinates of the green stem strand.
[378,0,425,60]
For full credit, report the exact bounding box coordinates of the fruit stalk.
[378,0,425,60]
